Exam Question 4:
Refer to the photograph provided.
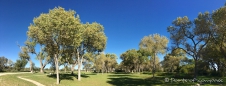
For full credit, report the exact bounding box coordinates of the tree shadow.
[108,74,132,77]
[107,73,198,86]
[47,73,91,83]
[47,74,74,81]
[107,76,168,86]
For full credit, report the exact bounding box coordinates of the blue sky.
[0,0,225,68]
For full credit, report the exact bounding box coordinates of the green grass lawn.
[0,73,36,86]
[0,72,225,86]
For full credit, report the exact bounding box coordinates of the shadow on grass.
[108,74,132,77]
[47,73,91,82]
[107,76,168,86]
[107,76,199,86]
[106,73,204,86]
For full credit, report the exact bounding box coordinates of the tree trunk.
[194,59,197,79]
[77,50,83,81]
[39,60,44,73]
[78,56,81,81]
[153,54,156,78]
[71,64,75,75]
[54,54,60,84]
[29,60,33,73]
[64,64,67,73]
[102,61,104,74]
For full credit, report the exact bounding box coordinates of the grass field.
[0,72,225,86]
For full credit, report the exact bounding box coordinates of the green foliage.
[162,48,186,73]
[0,56,8,71]
[18,47,30,60]
[139,34,169,77]
[179,64,194,74]
[82,22,107,52]
[120,49,151,73]
[14,58,28,71]
[93,53,117,73]
[139,33,169,55]
[167,12,214,78]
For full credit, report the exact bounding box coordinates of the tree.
[18,46,33,73]
[105,53,117,73]
[120,49,141,73]
[83,53,95,72]
[139,33,168,78]
[212,6,226,58]
[200,41,226,76]
[14,58,27,71]
[25,40,49,73]
[7,59,14,68]
[27,7,107,83]
[167,12,214,78]
[0,56,8,71]
[75,22,107,80]
[94,54,103,73]
[27,7,81,84]
[137,50,149,73]
[162,49,185,73]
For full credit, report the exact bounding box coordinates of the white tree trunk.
[39,60,44,73]
[54,54,60,84]
[71,64,76,75]
[77,50,82,81]
[29,60,33,73]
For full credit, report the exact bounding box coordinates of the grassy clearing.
[0,72,225,86]
[0,73,35,86]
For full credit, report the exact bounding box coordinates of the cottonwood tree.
[149,55,161,72]
[162,49,186,72]
[167,12,214,78]
[14,58,27,71]
[18,46,33,73]
[105,53,117,73]
[27,7,81,84]
[25,40,49,73]
[93,53,117,73]
[83,53,95,72]
[212,6,226,58]
[75,22,107,80]
[200,41,226,76]
[137,50,149,73]
[94,54,103,73]
[120,49,141,73]
[139,34,168,78]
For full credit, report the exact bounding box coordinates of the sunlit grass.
[0,72,225,86]
[0,73,35,86]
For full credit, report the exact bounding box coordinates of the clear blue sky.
[0,0,225,68]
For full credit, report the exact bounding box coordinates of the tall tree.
[212,6,226,58]
[105,53,117,73]
[25,40,49,73]
[139,33,168,78]
[75,22,107,81]
[18,46,33,73]
[27,7,81,84]
[137,50,149,73]
[167,12,214,78]
[120,49,141,73]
